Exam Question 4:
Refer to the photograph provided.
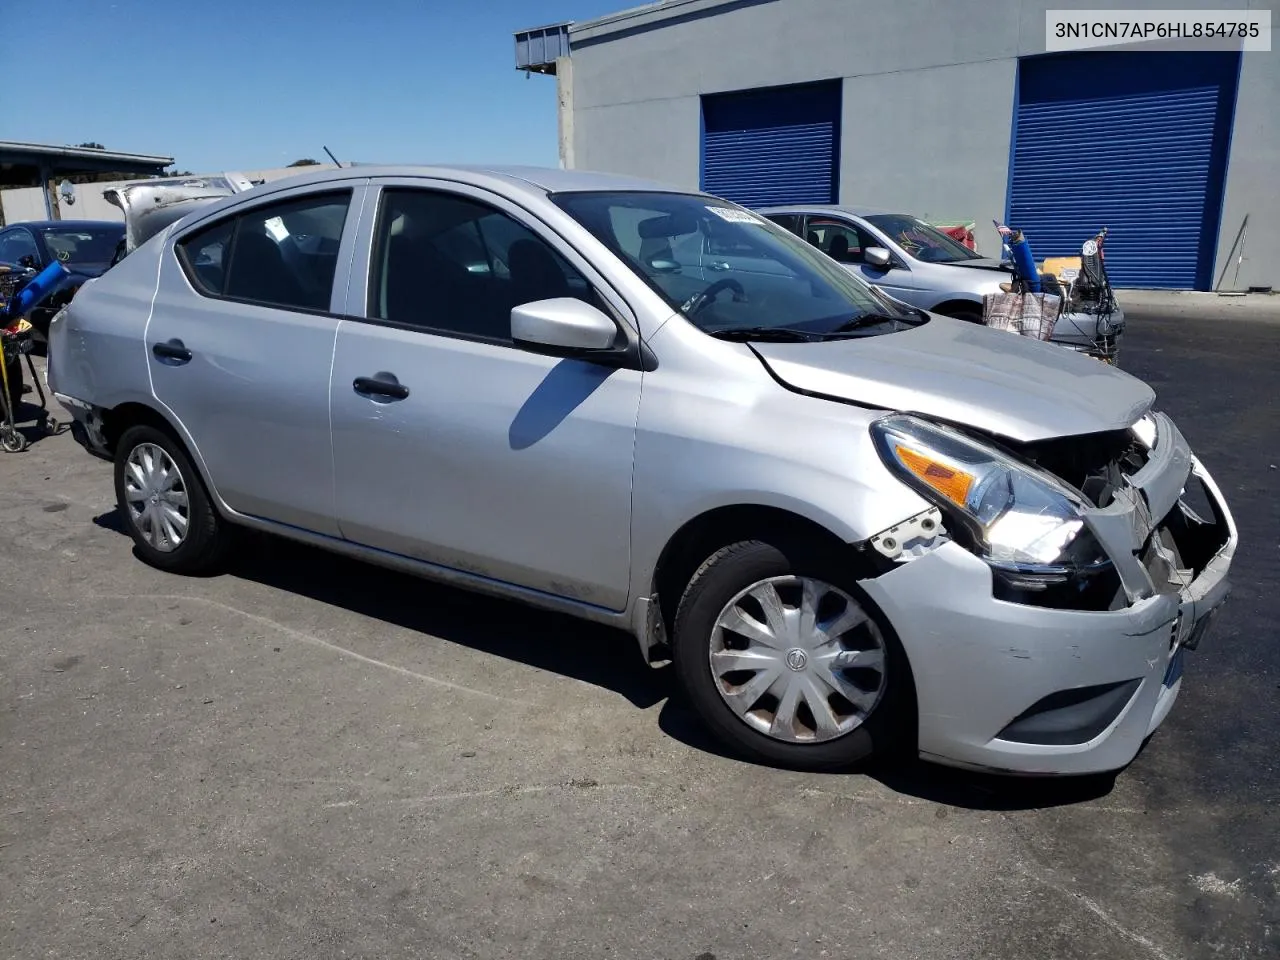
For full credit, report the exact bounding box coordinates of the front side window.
[864,214,981,263]
[369,188,593,342]
[38,225,124,267]
[176,191,351,311]
[553,191,918,339]
[806,219,877,264]
[0,229,40,265]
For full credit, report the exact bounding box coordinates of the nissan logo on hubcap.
[785,648,808,671]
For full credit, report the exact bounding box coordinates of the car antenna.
[323,145,343,168]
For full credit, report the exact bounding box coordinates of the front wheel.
[113,424,233,574]
[940,306,983,325]
[672,540,912,770]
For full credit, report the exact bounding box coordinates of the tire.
[113,424,233,575]
[672,539,912,771]
[940,306,983,325]
[1,426,26,453]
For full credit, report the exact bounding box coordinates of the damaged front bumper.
[860,412,1236,776]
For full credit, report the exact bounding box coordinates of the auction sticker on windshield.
[707,206,765,225]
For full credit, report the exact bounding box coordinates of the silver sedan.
[48,165,1233,774]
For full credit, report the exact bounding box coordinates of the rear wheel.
[672,540,911,770]
[113,424,233,574]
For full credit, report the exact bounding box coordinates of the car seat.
[225,231,309,307]
[384,233,473,331]
[828,235,850,262]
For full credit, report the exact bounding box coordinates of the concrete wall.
[565,0,1278,288]
[1215,5,1279,290]
[1,164,338,227]
[0,188,50,225]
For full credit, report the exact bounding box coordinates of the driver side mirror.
[864,246,892,269]
[511,297,620,359]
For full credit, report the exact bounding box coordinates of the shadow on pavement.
[3,399,64,449]
[657,696,1118,811]
[93,507,1118,810]
[231,529,669,710]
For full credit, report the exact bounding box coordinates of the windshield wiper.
[825,312,905,334]
[709,326,820,343]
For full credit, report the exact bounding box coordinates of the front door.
[147,185,364,536]
[805,216,926,307]
[328,182,642,611]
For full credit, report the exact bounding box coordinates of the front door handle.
[353,373,410,401]
[152,338,192,364]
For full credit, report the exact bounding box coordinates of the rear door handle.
[152,338,192,364]
[709,261,732,271]
[353,374,409,401]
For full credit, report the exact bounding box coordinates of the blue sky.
[9,0,627,173]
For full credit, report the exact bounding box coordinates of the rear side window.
[176,190,351,312]
[177,220,234,294]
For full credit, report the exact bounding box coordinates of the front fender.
[628,375,931,617]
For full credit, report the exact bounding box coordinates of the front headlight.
[870,414,1099,571]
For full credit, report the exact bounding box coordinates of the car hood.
[104,172,254,254]
[750,316,1154,442]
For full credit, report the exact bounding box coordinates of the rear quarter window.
[176,219,235,295]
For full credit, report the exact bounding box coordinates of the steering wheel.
[683,278,747,315]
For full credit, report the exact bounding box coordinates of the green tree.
[287,158,320,167]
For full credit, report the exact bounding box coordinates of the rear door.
[327,179,642,610]
[147,182,369,535]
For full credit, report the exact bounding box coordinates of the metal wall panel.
[1009,51,1240,290]
[701,81,841,206]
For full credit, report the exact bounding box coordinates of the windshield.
[38,224,124,266]
[864,214,981,263]
[552,191,920,338]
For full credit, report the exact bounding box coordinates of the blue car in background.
[0,219,125,339]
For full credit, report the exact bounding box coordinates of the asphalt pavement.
[1,305,1277,959]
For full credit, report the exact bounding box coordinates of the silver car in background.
[758,204,1125,360]
[48,166,1233,775]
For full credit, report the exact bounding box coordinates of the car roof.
[7,219,123,230]
[754,203,899,218]
[238,163,691,199]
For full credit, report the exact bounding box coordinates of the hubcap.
[709,576,887,743]
[123,443,189,553]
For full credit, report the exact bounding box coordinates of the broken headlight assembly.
[1130,412,1158,450]
[870,415,1118,608]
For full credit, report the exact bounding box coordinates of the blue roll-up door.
[701,81,841,207]
[1008,51,1240,290]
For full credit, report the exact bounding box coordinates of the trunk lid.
[104,173,254,254]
